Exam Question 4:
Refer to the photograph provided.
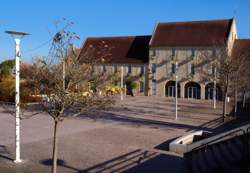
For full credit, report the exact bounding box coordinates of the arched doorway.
[185,82,201,99]
[165,81,180,97]
[205,83,222,101]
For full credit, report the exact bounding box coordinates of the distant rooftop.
[78,35,151,64]
[232,39,250,58]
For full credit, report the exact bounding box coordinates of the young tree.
[31,21,114,173]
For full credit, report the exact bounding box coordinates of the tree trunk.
[234,80,238,116]
[222,92,227,122]
[52,120,58,173]
[222,75,229,122]
[243,90,246,108]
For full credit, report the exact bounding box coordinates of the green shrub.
[0,77,15,97]
[0,60,15,78]
[126,81,137,89]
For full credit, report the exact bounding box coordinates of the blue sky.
[0,0,250,62]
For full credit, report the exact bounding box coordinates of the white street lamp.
[5,30,29,163]
[213,67,217,109]
[175,61,178,120]
[120,66,124,100]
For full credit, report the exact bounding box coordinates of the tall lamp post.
[175,61,178,120]
[213,67,217,109]
[5,31,29,163]
[120,66,124,100]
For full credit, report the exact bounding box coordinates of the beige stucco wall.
[149,48,218,99]
[94,64,148,96]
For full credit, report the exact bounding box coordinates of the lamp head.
[5,30,29,36]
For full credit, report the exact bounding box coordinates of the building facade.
[78,36,151,96]
[148,18,237,100]
[77,17,249,99]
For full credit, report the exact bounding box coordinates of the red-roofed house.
[78,17,249,99]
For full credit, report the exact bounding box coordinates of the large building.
[77,17,250,99]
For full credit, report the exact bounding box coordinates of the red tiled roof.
[232,39,250,58]
[150,19,233,47]
[78,36,151,64]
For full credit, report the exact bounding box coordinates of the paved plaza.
[0,96,243,173]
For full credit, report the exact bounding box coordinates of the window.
[140,66,144,75]
[152,79,157,95]
[208,65,213,75]
[212,49,216,56]
[171,63,176,74]
[128,65,132,73]
[91,66,95,74]
[172,49,176,57]
[139,81,144,92]
[212,66,217,76]
[151,63,156,73]
[188,62,191,74]
[114,65,118,73]
[191,64,195,75]
[152,49,156,56]
[102,65,106,72]
[191,49,195,57]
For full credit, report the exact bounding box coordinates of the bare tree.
[235,53,250,110]
[199,46,248,122]
[31,21,114,173]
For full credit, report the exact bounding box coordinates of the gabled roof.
[150,18,233,47]
[78,35,151,64]
[232,39,250,58]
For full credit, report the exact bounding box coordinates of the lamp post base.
[14,159,22,163]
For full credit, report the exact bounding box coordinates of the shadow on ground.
[40,149,182,173]
[0,145,13,161]
[77,111,215,132]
